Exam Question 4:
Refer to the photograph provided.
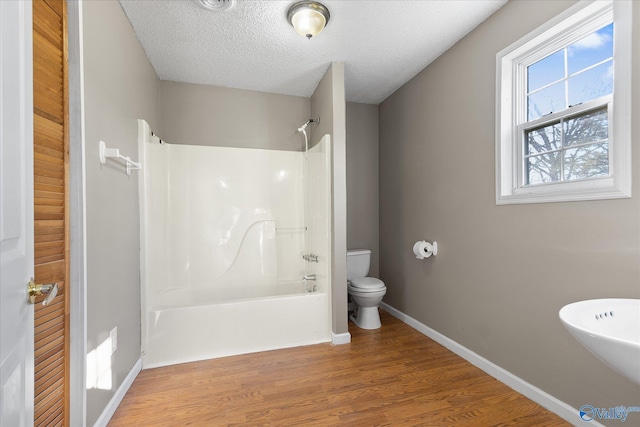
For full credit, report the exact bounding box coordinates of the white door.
[0,1,35,426]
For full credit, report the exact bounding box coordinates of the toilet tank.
[347,249,371,281]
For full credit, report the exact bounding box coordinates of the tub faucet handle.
[302,253,319,263]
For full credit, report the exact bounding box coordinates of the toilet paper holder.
[413,240,438,259]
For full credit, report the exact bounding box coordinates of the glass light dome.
[287,1,330,39]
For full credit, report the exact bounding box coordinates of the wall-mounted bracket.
[99,140,141,175]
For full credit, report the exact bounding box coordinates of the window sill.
[496,180,631,205]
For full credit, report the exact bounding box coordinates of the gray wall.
[159,81,310,150]
[82,1,159,424]
[346,102,379,277]
[379,0,640,418]
[311,63,349,337]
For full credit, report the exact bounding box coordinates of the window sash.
[513,99,615,190]
[516,99,611,190]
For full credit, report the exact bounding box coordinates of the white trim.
[380,302,605,427]
[495,0,632,205]
[92,358,142,427]
[331,331,351,345]
[67,1,88,425]
[137,119,150,365]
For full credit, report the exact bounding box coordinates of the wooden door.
[32,0,69,425]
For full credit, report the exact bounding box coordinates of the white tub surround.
[138,120,332,367]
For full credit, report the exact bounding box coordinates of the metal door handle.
[27,278,58,306]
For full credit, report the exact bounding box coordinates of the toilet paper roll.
[413,240,438,259]
[413,240,431,259]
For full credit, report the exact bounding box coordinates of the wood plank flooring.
[109,310,569,426]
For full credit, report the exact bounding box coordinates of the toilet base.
[350,306,381,330]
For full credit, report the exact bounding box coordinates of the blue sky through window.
[527,23,613,121]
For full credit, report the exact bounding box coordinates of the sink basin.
[559,299,640,384]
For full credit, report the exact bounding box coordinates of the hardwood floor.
[109,310,569,426]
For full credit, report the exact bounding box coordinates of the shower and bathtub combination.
[138,119,333,368]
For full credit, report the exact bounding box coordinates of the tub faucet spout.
[303,274,317,293]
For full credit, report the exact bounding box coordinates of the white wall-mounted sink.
[560,299,640,385]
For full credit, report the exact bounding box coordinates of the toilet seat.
[349,277,386,292]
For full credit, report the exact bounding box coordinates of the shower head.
[298,118,319,156]
[298,118,319,133]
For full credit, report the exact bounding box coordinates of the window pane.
[568,60,613,107]
[528,50,564,93]
[567,23,613,75]
[564,108,608,147]
[527,152,561,185]
[563,142,609,180]
[527,81,565,121]
[526,122,561,155]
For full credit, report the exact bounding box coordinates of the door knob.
[27,278,58,306]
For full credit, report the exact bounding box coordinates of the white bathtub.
[142,282,330,368]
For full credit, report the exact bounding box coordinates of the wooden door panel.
[33,0,69,425]
[35,259,65,280]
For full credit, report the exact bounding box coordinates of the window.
[495,0,631,204]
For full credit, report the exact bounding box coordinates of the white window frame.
[495,0,632,205]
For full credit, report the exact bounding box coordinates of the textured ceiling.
[119,0,507,105]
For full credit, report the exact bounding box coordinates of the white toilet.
[347,249,387,330]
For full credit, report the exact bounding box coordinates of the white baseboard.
[93,357,142,427]
[380,302,603,427]
[331,331,351,345]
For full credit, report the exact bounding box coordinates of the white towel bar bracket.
[99,140,141,176]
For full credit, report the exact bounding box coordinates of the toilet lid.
[350,277,385,290]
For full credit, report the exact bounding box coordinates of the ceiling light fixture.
[287,1,330,40]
